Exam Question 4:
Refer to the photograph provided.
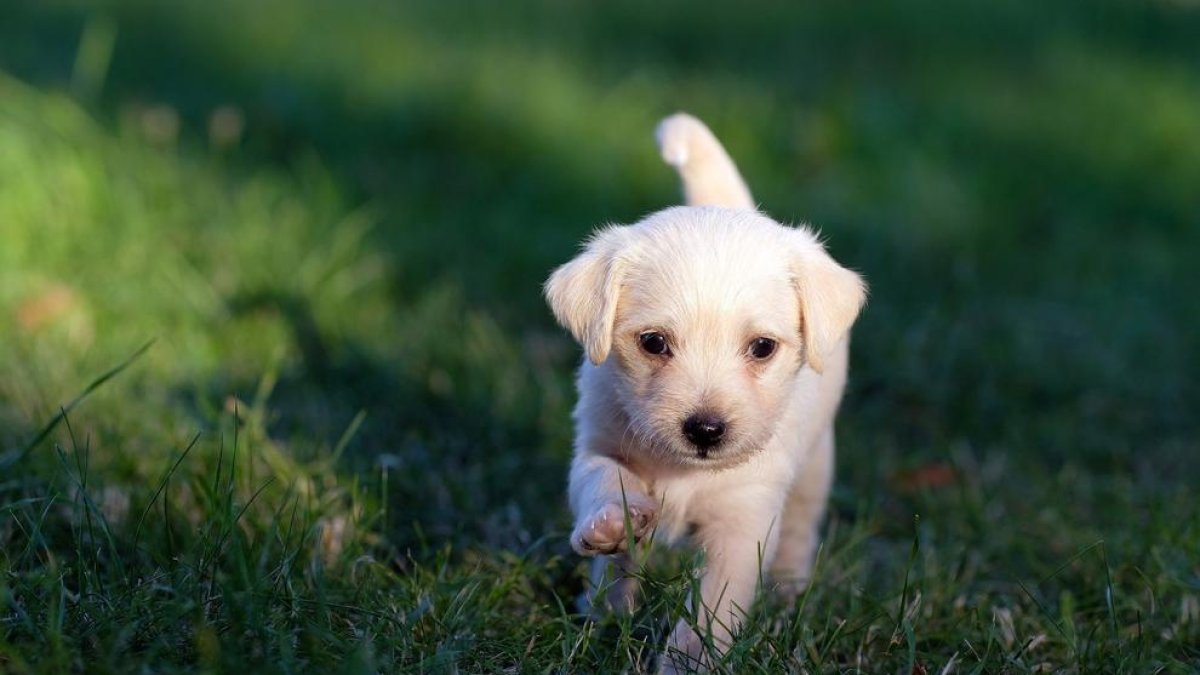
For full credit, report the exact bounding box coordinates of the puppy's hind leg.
[770,427,835,599]
[580,552,641,618]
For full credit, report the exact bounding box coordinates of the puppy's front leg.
[584,552,640,616]
[663,507,780,673]
[569,452,657,555]
[570,452,657,615]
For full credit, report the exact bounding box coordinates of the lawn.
[1,0,1198,672]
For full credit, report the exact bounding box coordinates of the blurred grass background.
[0,0,1197,671]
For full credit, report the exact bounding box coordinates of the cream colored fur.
[544,113,866,672]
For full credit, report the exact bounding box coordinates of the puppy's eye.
[639,332,671,356]
[748,337,777,360]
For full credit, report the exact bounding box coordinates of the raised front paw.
[571,496,658,556]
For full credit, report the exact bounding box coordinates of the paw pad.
[572,500,657,555]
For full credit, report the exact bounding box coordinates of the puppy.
[544,113,866,671]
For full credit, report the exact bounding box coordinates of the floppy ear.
[792,237,867,374]
[544,227,631,365]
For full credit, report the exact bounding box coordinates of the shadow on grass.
[210,288,572,553]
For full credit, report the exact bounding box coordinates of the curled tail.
[655,112,755,209]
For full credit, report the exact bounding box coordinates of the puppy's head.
[546,207,865,468]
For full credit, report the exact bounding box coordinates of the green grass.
[1,0,1198,672]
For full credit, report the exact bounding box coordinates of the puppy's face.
[546,207,865,469]
[606,239,803,468]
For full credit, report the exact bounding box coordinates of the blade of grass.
[330,409,367,464]
[132,431,203,552]
[9,339,155,467]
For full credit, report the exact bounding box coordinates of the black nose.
[682,414,726,449]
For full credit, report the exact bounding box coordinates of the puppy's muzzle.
[682,413,726,452]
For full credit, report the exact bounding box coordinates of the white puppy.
[544,113,866,671]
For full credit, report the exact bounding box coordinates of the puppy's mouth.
[640,430,752,470]
[679,441,754,470]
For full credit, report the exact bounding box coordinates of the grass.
[0,0,1198,671]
